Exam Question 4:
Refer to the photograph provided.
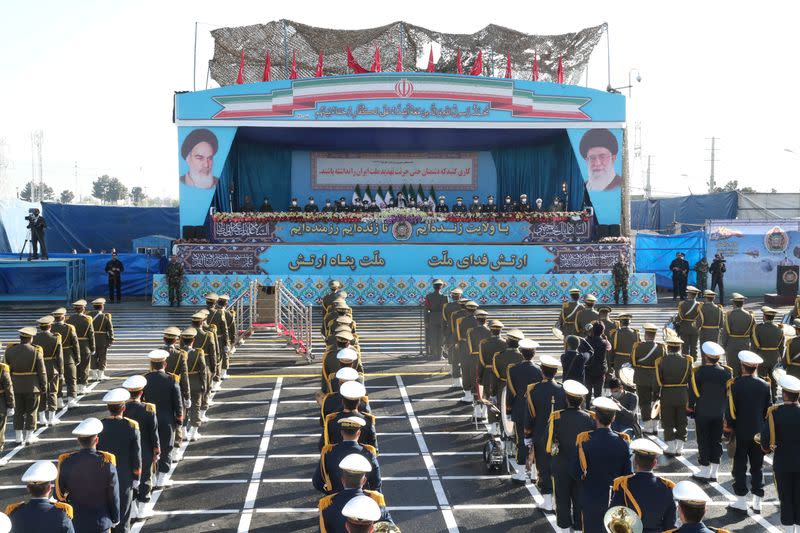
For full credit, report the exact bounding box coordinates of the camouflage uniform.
[166,259,185,306]
[612,260,629,305]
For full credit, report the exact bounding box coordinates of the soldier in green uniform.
[479,320,506,433]
[783,319,800,378]
[204,293,231,379]
[598,307,618,338]
[721,293,754,377]
[751,306,784,400]
[656,336,693,456]
[455,301,480,403]
[5,327,47,445]
[424,279,448,360]
[575,294,600,337]
[161,326,189,455]
[491,329,525,406]
[447,298,471,388]
[323,299,351,340]
[90,298,114,382]
[609,313,639,379]
[321,280,342,313]
[0,361,14,458]
[693,257,709,293]
[51,308,79,407]
[190,312,218,421]
[676,286,701,357]
[441,288,463,350]
[467,310,491,420]
[179,328,207,442]
[612,254,630,305]
[66,300,95,394]
[631,323,666,435]
[217,294,237,356]
[556,288,583,338]
[32,316,63,428]
[696,290,723,345]
[165,255,185,307]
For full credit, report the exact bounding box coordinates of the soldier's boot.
[664,440,676,456]
[57,397,64,409]
[472,403,482,420]
[191,427,201,441]
[99,371,109,380]
[155,473,173,488]
[67,396,78,407]
[38,412,48,427]
[511,462,527,484]
[221,369,229,379]
[207,395,215,406]
[709,463,719,481]
[14,431,24,444]
[752,495,763,513]
[782,526,794,533]
[540,494,554,511]
[77,384,85,394]
[451,376,461,389]
[48,411,60,425]
[728,495,748,512]
[137,501,154,519]
[489,422,499,436]
[693,465,709,480]
[675,440,685,455]
[25,431,39,444]
[479,404,488,421]
[460,390,472,403]
[200,410,209,422]
[129,500,138,521]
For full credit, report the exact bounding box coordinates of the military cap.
[703,290,716,297]
[472,195,480,200]
[335,367,360,382]
[198,308,210,317]
[779,374,800,394]
[630,438,662,456]
[37,315,54,325]
[518,339,540,350]
[568,288,581,295]
[432,279,445,286]
[458,297,470,304]
[204,293,219,301]
[72,299,87,307]
[540,355,561,369]
[617,313,632,320]
[506,329,525,341]
[642,323,659,332]
[340,381,367,400]
[761,306,777,316]
[191,311,206,321]
[686,286,700,294]
[92,297,106,305]
[342,494,382,524]
[0,512,9,533]
[701,341,724,358]
[579,128,619,158]
[564,379,589,398]
[738,350,762,367]
[162,326,181,338]
[505,195,512,199]
[337,291,349,299]
[489,319,504,329]
[339,453,372,474]
[18,326,37,337]
[336,347,358,362]
[597,306,612,314]
[335,325,353,335]
[475,309,489,318]
[584,294,597,303]
[122,375,147,391]
[619,365,635,387]
[73,417,104,437]
[181,128,218,159]
[328,280,342,288]
[665,337,684,347]
[450,288,463,295]
[147,349,169,362]
[334,300,349,310]
[731,292,746,301]
[181,327,197,338]
[488,195,495,200]
[102,388,130,404]
[592,396,621,412]
[465,300,479,309]
[520,193,528,198]
[339,416,367,429]
[218,294,230,301]
[335,330,355,342]
[438,195,445,200]
[456,196,463,201]
[672,480,710,505]
[21,460,58,484]
[335,315,354,325]
[52,307,67,316]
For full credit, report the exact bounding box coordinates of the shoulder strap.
[125,417,140,430]
[98,450,117,466]
[54,501,74,519]
[145,402,156,414]
[4,502,24,515]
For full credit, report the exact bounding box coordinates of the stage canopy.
[631,191,738,234]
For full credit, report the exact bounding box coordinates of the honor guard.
[320,368,369,424]
[506,339,543,483]
[556,288,584,337]
[697,290,723,345]
[523,355,565,511]
[609,368,639,437]
[98,388,142,533]
[575,397,632,533]
[340,496,387,533]
[598,306,618,338]
[575,294,600,336]
[322,280,343,312]
[467,309,491,419]
[451,196,467,213]
[631,324,666,435]
[322,381,377,450]
[725,350,771,513]
[325,315,356,349]
[142,350,182,489]
[322,342,363,392]
[216,294,237,355]
[56,417,121,533]
[656,336,693,456]
[689,342,732,481]
[424,279,448,360]
[0,361,13,457]
[204,293,231,379]
[90,298,114,381]
[721,293,755,377]
[608,313,639,378]
[479,320,507,432]
[6,460,74,532]
[482,195,497,213]
[455,301,480,403]
[314,416,381,494]
[446,298,471,387]
[162,327,190,407]
[179,328,207,441]
[784,319,800,378]
[190,312,217,421]
[469,194,482,213]
[610,438,676,533]
[67,299,95,393]
[752,306,784,399]
[491,329,524,405]
[668,480,729,533]
[435,195,449,213]
[547,380,595,532]
[5,326,47,445]
[51,308,80,406]
[318,454,391,533]
[676,286,701,356]
[760,374,800,532]
[121,375,159,519]
[33,315,63,428]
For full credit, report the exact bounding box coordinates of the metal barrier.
[273,279,314,362]
[228,279,259,344]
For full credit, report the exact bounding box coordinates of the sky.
[1,1,799,200]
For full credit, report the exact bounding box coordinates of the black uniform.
[506,361,543,465]
[56,448,120,533]
[320,391,371,425]
[143,370,182,475]
[710,257,726,304]
[322,410,377,450]
[304,202,319,212]
[435,202,449,213]
[689,363,733,467]
[5,498,74,532]
[478,334,506,397]
[98,417,142,533]
[312,440,381,494]
[610,472,676,533]
[318,489,391,533]
[105,257,124,303]
[725,374,771,498]
[610,390,639,436]
[481,201,497,214]
[524,380,566,495]
[27,212,48,259]
[761,402,800,527]
[561,348,590,385]
[451,201,467,213]
[669,257,689,300]
[124,399,159,504]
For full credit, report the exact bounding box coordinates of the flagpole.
[605,22,611,91]
[193,21,198,91]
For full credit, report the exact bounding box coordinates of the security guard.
[204,293,231,378]
[142,350,183,489]
[98,388,141,533]
[451,196,467,213]
[725,350,772,513]
[6,460,74,532]
[33,315,63,427]
[689,341,732,481]
[67,299,95,394]
[179,328,207,441]
[656,336,693,456]
[547,380,595,532]
[556,288,583,338]
[668,480,730,533]
[51,307,79,406]
[523,355,565,511]
[609,313,638,378]
[322,381,377,450]
[721,293,755,377]
[424,279,448,360]
[467,309,491,419]
[576,397,632,533]
[697,290,723,345]
[784,319,800,378]
[752,306,784,399]
[322,280,343,312]
[479,319,506,432]
[5,326,47,445]
[121,375,159,519]
[760,374,800,532]
[313,416,381,494]
[318,454,391,533]
[506,338,543,483]
[0,361,13,457]
[90,298,114,381]
[491,329,524,403]
[56,417,121,532]
[676,286,701,356]
[190,312,218,422]
[610,438,676,533]
[455,301,480,402]
[320,368,370,424]
[575,294,600,336]
[631,324,666,435]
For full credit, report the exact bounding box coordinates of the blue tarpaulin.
[41,203,178,253]
[635,231,706,288]
[631,192,738,233]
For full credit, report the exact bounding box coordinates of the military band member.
[609,370,639,437]
[179,328,207,441]
[656,336,693,456]
[479,320,507,432]
[784,319,800,379]
[0,362,13,457]
[51,308,79,406]
[576,397,632,533]
[752,306,784,400]
[56,417,121,532]
[142,350,182,489]
[506,339,543,483]
[575,294,600,336]
[467,309,491,419]
[98,388,141,533]
[689,342,732,481]
[190,311,217,420]
[598,306,617,338]
[121,375,159,519]
[610,438,676,533]
[697,290,723,345]
[435,195,449,213]
[721,293,754,377]
[669,480,730,533]
[318,454,391,533]
[631,324,666,435]
[424,279,448,360]
[760,374,800,533]
[556,288,583,338]
[204,293,231,378]
[320,368,370,425]
[314,416,381,494]
[322,341,363,392]
[491,329,524,405]
[322,381,377,450]
[482,195,497,213]
[725,350,771,513]
[67,300,95,393]
[90,298,114,381]
[676,286,701,356]
[33,315,63,427]
[5,326,47,445]
[608,313,638,378]
[6,460,74,532]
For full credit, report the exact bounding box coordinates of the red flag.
[236,49,245,84]
[347,47,369,74]
[456,48,463,75]
[504,51,512,78]
[371,46,381,72]
[426,48,435,72]
[289,51,298,80]
[315,50,324,77]
[262,52,271,82]
[469,50,483,75]
[396,45,403,72]
[532,51,538,81]
[557,55,564,83]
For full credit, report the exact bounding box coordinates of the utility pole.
[0,137,8,199]
[74,161,79,201]
[706,137,718,193]
[645,155,652,199]
[31,130,43,201]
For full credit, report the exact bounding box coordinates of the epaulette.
[664,529,677,533]
[4,501,24,515]
[58,451,75,464]
[364,489,386,507]
[196,348,205,357]
[324,412,338,423]
[658,476,676,489]
[589,410,597,420]
[767,404,780,415]
[363,444,378,457]
[35,345,43,355]
[54,501,74,519]
[576,431,591,445]
[612,474,632,491]
[107,313,112,319]
[172,374,180,383]
[0,363,8,372]
[124,417,140,430]
[181,352,188,360]
[145,402,156,414]
[5,342,17,349]
[318,494,335,511]
[54,332,62,342]
[362,395,369,403]
[209,324,218,332]
[98,450,117,465]
[617,432,631,442]
[362,412,377,423]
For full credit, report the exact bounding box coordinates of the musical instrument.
[374,521,402,533]
[651,400,661,419]
[552,326,564,341]
[604,506,643,533]
[782,323,797,338]
[619,364,636,388]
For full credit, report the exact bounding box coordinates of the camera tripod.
[19,228,34,261]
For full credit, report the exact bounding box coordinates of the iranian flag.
[385,186,394,206]
[352,185,362,205]
[428,186,436,204]
[416,184,425,204]
[363,185,373,204]
[375,186,387,208]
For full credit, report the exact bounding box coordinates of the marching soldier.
[610,438,676,533]
[752,306,784,400]
[670,480,730,533]
[33,315,63,427]
[313,416,381,494]
[556,288,583,338]
[56,417,121,532]
[689,342,732,481]
[204,293,231,379]
[67,299,95,394]
[506,339,543,483]
[190,312,217,421]
[121,375,159,520]
[598,306,617,337]
[424,279,448,360]
[575,294,600,337]
[320,368,370,424]
[217,294,237,355]
[6,460,74,532]
[5,326,47,445]
[322,340,363,392]
[656,336,693,456]
[142,350,183,489]
[479,319,506,432]
[322,381,376,450]
[676,286,701,356]
[576,397,632,533]
[523,355,565,511]
[318,454,391,533]
[51,308,79,407]
[442,288,464,350]
[161,327,189,402]
[340,496,387,533]
[631,324,666,435]
[725,350,771,513]
[179,328,207,441]
[0,362,13,457]
[322,298,349,338]
[322,280,343,312]
[608,313,638,378]
[697,290,723,345]
[612,254,629,305]
[322,342,362,393]
[548,380,595,532]
[467,310,491,419]
[784,319,800,378]
[455,301,480,402]
[491,329,524,405]
[90,298,114,381]
[98,388,141,533]
[721,292,754,377]
[760,374,800,533]
[446,298,471,387]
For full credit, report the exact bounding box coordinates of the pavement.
[0,300,792,532]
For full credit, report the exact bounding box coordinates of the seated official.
[287,198,302,213]
[502,195,516,213]
[313,416,381,494]
[482,195,497,213]
[241,195,254,212]
[336,198,349,212]
[451,196,467,213]
[259,197,273,212]
[322,199,336,212]
[533,197,545,212]
[469,195,482,213]
[362,199,380,213]
[550,195,565,211]
[305,197,319,212]
[318,454,392,533]
[435,195,449,213]
[518,194,531,212]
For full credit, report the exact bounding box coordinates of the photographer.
[25,208,48,260]
[709,253,726,305]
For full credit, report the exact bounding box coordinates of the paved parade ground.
[0,302,788,532]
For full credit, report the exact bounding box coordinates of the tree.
[106,178,128,203]
[19,180,54,201]
[130,186,146,205]
[712,180,756,194]
[59,190,75,203]
[92,175,112,203]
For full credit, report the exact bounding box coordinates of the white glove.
[524,438,533,447]
[132,480,140,490]
[184,398,192,409]
[6,408,14,416]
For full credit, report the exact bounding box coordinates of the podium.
[764,265,799,307]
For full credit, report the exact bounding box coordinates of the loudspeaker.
[777,265,799,298]
[608,224,621,237]
[597,224,609,238]
[182,225,208,239]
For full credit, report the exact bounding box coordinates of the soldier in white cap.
[655,337,692,456]
[323,344,363,393]
[677,286,701,356]
[318,454,391,533]
[340,494,384,533]
[51,307,80,406]
[121,375,159,519]
[752,306,784,399]
[322,381,376,450]
[575,294,600,336]
[760,373,800,533]
[67,299,95,394]
[5,460,74,532]
[670,480,729,533]
[721,293,755,377]
[4,326,47,444]
[506,338,543,483]
[142,350,182,488]
[314,416,380,495]
[56,417,121,532]
[0,512,10,533]
[725,350,771,513]
[320,367,370,425]
[32,315,63,428]
[90,297,114,381]
[632,323,666,435]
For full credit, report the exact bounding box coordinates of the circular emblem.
[783,269,799,285]
[394,79,414,98]
[764,226,789,253]
[391,221,413,241]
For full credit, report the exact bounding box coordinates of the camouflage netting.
[209,19,606,86]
